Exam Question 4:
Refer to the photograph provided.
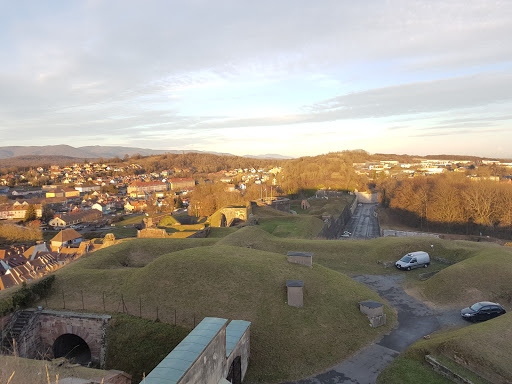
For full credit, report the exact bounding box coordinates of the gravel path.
[282,274,467,384]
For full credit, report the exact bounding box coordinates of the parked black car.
[460,301,506,322]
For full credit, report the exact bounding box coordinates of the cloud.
[1,1,512,157]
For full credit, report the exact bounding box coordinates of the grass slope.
[107,314,190,383]
[28,241,396,383]
[379,314,512,383]
[251,205,325,239]
[218,226,488,276]
[290,196,353,217]
[421,246,512,305]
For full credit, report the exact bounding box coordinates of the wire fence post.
[156,306,159,321]
[139,297,142,318]
[102,291,106,312]
[62,289,65,309]
[81,290,84,310]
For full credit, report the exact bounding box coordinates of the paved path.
[283,275,465,384]
[343,204,380,239]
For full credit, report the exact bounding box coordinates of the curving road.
[282,275,466,384]
[343,203,380,240]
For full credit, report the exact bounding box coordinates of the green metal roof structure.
[225,320,251,357]
[141,317,228,384]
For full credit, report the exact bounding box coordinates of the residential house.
[127,181,168,197]
[23,242,51,261]
[92,202,108,213]
[45,188,80,199]
[48,210,102,228]
[75,184,101,193]
[50,228,83,249]
[169,178,195,191]
[124,200,147,212]
[0,201,42,220]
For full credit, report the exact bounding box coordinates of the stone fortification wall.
[319,196,357,239]
[138,228,169,238]
[179,325,227,384]
[9,309,110,368]
[270,198,290,212]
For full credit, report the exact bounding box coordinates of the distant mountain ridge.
[0,145,292,161]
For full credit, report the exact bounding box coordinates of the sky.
[1,0,512,158]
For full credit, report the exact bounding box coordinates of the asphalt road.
[343,203,380,240]
[282,274,467,384]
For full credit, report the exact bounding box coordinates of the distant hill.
[0,145,171,160]
[0,155,84,169]
[243,153,294,159]
[0,145,291,162]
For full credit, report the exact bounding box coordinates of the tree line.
[378,173,512,237]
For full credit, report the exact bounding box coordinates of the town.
[2,152,512,293]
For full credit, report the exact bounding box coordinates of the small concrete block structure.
[359,300,384,317]
[359,300,386,328]
[287,252,313,267]
[286,280,304,307]
[369,314,387,328]
[142,317,251,384]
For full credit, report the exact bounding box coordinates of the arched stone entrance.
[53,333,92,365]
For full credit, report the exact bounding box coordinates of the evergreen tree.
[24,204,37,222]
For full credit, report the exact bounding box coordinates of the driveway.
[343,204,380,240]
[283,274,466,384]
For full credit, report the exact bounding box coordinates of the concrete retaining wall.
[383,230,440,238]
[319,196,357,239]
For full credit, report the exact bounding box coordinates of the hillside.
[2,237,396,383]
[379,313,512,383]
[217,226,488,275]
[420,245,512,306]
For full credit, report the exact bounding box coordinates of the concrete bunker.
[359,300,386,327]
[53,333,92,365]
[142,317,251,384]
[287,251,313,267]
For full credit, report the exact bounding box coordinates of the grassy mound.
[32,242,396,383]
[250,205,325,239]
[107,314,190,383]
[218,227,486,275]
[157,215,180,226]
[76,237,218,269]
[421,246,512,305]
[290,196,353,217]
[379,313,512,384]
[258,215,325,239]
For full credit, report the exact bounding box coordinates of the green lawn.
[114,214,144,227]
[290,195,354,217]
[106,314,190,383]
[420,245,512,305]
[377,355,452,384]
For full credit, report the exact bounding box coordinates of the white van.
[395,251,430,270]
